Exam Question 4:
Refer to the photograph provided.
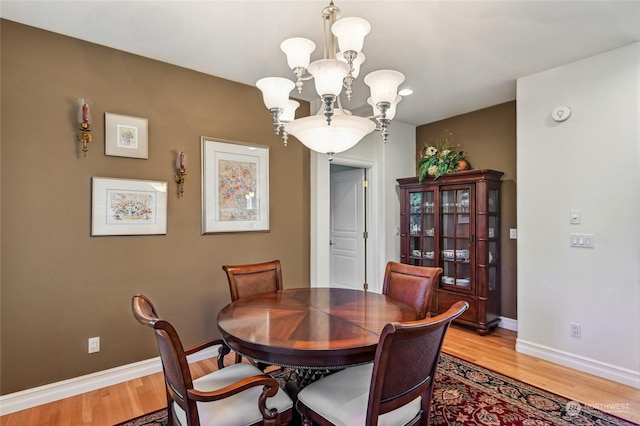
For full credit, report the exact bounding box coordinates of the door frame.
[330,165,367,290]
[310,152,382,292]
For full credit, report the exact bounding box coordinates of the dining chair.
[296,300,468,426]
[222,259,284,302]
[222,259,284,367]
[382,261,443,319]
[132,294,293,426]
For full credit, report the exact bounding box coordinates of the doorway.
[329,164,371,290]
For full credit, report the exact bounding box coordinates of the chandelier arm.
[335,95,347,115]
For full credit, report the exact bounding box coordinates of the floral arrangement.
[416,130,471,181]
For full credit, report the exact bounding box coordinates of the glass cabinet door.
[408,190,436,267]
[487,189,499,291]
[439,188,472,290]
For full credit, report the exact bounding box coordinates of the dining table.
[217,287,418,387]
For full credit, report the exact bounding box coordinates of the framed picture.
[201,137,269,234]
[91,177,167,236]
[105,113,148,159]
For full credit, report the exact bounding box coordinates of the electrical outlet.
[88,336,100,353]
[570,323,581,338]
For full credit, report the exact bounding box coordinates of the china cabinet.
[397,169,503,335]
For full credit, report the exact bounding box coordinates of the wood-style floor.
[1,325,639,425]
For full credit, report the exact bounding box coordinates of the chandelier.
[256,1,405,160]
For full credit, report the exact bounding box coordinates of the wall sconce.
[77,99,92,156]
[174,150,187,196]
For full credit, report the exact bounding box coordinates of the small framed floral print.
[105,113,148,159]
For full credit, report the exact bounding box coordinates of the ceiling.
[2,1,639,126]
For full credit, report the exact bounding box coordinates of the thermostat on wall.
[552,105,571,122]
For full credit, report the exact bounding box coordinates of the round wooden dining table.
[217,287,418,372]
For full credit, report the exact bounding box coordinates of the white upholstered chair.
[132,294,293,426]
[295,301,469,426]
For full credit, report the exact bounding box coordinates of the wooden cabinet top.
[397,169,504,186]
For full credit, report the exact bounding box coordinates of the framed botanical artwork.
[201,137,269,234]
[91,177,168,236]
[105,113,148,159]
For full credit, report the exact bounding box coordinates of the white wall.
[516,42,640,388]
[310,121,416,293]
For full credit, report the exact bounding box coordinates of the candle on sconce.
[175,149,187,196]
[176,150,186,170]
[78,99,91,126]
[77,98,92,156]
[82,103,89,124]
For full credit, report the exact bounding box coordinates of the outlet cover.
[88,337,100,353]
[570,323,581,338]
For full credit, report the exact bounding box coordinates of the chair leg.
[217,343,232,369]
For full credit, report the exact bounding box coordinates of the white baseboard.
[498,316,518,331]
[1,320,521,416]
[0,346,220,416]
[8,330,638,415]
[516,338,640,389]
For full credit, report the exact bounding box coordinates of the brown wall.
[0,20,311,394]
[416,102,517,319]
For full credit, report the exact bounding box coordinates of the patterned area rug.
[116,353,634,426]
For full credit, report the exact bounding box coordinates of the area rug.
[115,353,635,426]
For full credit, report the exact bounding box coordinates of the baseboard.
[0,346,220,416]
[516,338,640,389]
[498,316,518,331]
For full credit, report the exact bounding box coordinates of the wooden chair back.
[382,261,443,319]
[367,301,468,425]
[132,294,199,426]
[222,259,283,302]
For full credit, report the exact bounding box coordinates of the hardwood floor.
[1,325,638,425]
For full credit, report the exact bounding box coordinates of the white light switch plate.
[509,229,517,239]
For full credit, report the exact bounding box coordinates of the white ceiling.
[2,1,639,126]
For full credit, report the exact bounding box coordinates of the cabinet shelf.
[398,169,504,335]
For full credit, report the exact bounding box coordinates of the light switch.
[584,234,594,248]
[571,234,579,246]
[509,229,517,239]
[570,233,594,248]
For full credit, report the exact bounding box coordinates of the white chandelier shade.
[285,113,376,158]
[364,70,406,105]
[280,100,300,123]
[331,17,370,53]
[256,77,295,110]
[257,2,406,159]
[307,59,350,97]
[280,38,316,70]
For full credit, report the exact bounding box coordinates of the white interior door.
[330,168,365,290]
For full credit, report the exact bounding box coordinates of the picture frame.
[201,137,269,234]
[105,113,149,159]
[91,177,168,236]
